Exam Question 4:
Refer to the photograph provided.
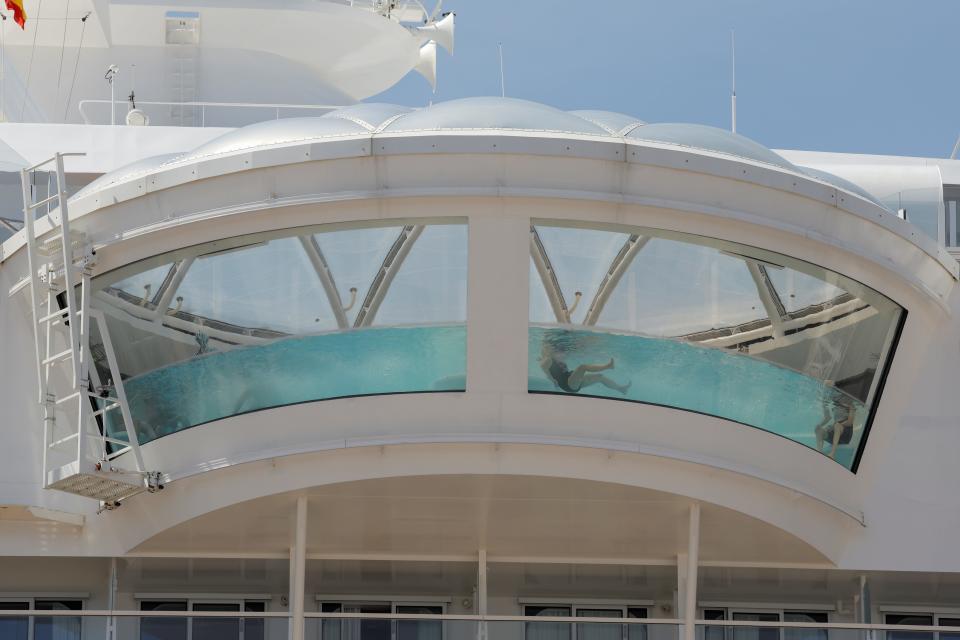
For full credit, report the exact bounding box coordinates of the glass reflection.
[529,222,904,470]
[92,221,468,445]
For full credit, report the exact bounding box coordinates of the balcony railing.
[1,610,959,640]
[77,99,345,127]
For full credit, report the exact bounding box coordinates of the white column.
[107,558,118,640]
[290,495,308,640]
[477,549,488,640]
[684,503,701,640]
[466,207,530,396]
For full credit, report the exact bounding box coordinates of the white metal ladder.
[21,153,159,506]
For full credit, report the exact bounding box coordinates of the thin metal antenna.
[730,30,737,133]
[498,42,505,98]
[950,133,960,160]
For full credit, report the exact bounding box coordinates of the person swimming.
[814,382,856,459]
[540,341,631,395]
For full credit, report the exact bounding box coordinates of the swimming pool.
[529,326,865,469]
[107,325,467,445]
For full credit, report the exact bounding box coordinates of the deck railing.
[77,99,345,127]
[1,611,960,640]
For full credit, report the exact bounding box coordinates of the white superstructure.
[2,4,960,640]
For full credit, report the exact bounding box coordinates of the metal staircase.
[21,153,160,507]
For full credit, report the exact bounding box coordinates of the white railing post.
[477,549,487,640]
[290,495,308,640]
[685,503,701,640]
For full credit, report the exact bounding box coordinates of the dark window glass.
[784,611,828,640]
[243,601,266,640]
[396,605,443,640]
[576,608,621,640]
[320,603,342,640]
[525,606,571,640]
[192,603,240,640]
[703,609,727,640]
[732,612,780,640]
[0,602,29,640]
[141,601,187,640]
[886,614,934,640]
[939,618,960,640]
[34,600,82,640]
[628,608,648,640]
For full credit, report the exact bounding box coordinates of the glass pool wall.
[528,222,905,471]
[91,221,468,445]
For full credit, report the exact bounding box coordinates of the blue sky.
[373,1,959,158]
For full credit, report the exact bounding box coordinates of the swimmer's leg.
[577,373,631,395]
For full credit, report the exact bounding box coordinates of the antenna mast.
[730,30,737,133]
[498,42,505,98]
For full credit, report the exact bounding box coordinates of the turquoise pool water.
[529,326,866,469]
[108,325,467,445]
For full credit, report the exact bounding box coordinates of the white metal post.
[290,495,307,640]
[684,503,701,640]
[107,558,118,640]
[477,549,488,640]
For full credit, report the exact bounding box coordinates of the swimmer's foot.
[618,380,632,395]
[606,358,615,370]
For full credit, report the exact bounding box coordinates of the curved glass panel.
[529,221,904,471]
[92,221,467,445]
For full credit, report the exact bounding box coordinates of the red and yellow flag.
[5,0,25,29]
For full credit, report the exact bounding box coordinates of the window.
[139,599,266,640]
[702,608,828,640]
[34,601,83,640]
[886,614,934,640]
[318,601,444,640]
[0,600,82,640]
[0,602,29,640]
[523,604,648,640]
[529,221,905,471]
[783,611,828,640]
[525,606,571,640]
[885,613,960,640]
[93,221,468,445]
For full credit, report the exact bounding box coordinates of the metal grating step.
[47,463,145,502]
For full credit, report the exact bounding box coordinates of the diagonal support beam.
[299,235,349,329]
[354,224,424,327]
[529,225,569,323]
[584,234,650,326]
[152,258,193,322]
[745,261,787,339]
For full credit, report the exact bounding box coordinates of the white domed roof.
[75,97,882,218]
[380,97,610,135]
[626,123,797,171]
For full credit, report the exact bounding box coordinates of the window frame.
[0,597,84,640]
[137,597,268,640]
[881,611,960,640]
[315,599,448,640]
[699,606,832,640]
[521,602,650,640]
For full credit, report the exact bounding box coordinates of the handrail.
[77,99,346,126]
[0,610,958,632]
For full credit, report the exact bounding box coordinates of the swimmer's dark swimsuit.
[549,360,578,392]
[824,422,853,445]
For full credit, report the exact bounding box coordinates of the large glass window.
[0,600,82,640]
[319,602,442,640]
[529,221,905,471]
[92,221,468,445]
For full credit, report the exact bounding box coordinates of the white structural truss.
[21,153,158,506]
